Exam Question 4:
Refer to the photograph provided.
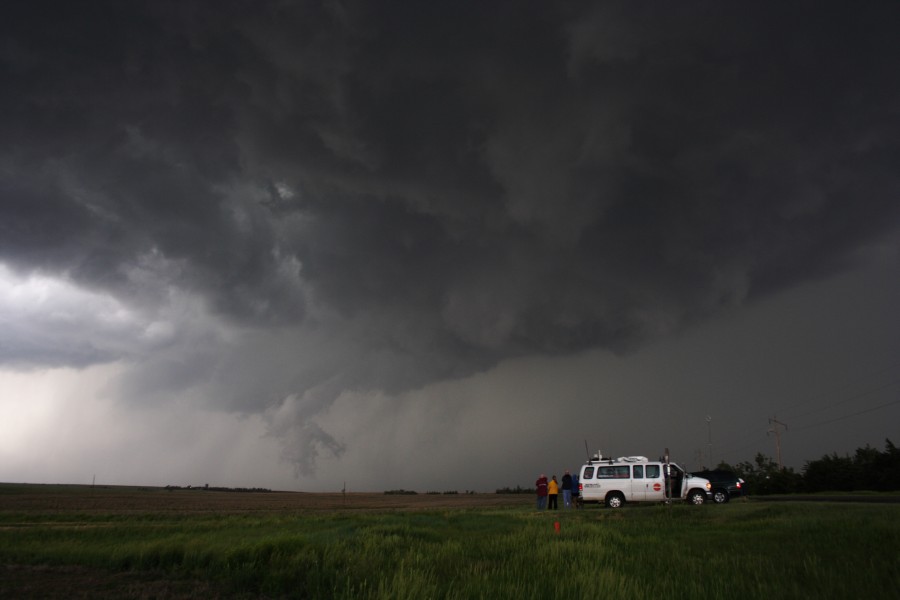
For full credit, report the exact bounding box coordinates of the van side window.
[598,466,630,479]
[646,465,660,478]
[633,465,644,479]
[583,467,595,479]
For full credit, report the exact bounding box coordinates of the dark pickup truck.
[691,469,745,504]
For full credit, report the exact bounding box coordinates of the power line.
[695,359,900,466]
[784,378,900,422]
[713,415,779,459]
[779,359,900,418]
[767,417,788,469]
[793,397,900,432]
[716,434,769,461]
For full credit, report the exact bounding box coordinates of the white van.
[578,455,712,508]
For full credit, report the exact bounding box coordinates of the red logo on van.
[653,483,662,491]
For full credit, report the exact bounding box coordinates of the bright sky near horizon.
[1,1,899,492]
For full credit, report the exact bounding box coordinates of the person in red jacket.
[535,474,548,510]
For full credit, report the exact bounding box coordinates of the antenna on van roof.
[584,440,590,462]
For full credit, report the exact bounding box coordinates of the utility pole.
[706,416,713,469]
[768,416,788,469]
[664,448,672,504]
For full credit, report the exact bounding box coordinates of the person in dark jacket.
[561,470,573,508]
[572,472,581,508]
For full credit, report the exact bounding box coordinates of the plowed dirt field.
[0,484,529,514]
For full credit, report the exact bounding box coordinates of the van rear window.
[582,467,595,479]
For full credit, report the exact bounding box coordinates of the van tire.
[687,490,706,505]
[712,489,728,504]
[605,492,625,509]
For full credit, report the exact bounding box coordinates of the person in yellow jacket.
[547,475,559,510]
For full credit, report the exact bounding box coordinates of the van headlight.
[705,482,711,490]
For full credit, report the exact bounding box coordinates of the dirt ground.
[0,485,530,514]
[0,564,231,600]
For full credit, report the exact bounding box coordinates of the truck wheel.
[605,493,625,508]
[712,490,728,504]
[687,490,706,505]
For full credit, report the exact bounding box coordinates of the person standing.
[572,472,580,508]
[548,475,559,510]
[535,474,548,510]
[561,470,573,508]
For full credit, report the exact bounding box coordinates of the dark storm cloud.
[2,1,899,470]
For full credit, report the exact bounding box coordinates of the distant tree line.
[718,439,900,495]
[387,489,477,495]
[491,440,900,496]
[164,485,273,493]
[495,485,535,494]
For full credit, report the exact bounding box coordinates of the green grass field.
[1,485,898,599]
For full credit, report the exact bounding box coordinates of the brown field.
[1,564,225,600]
[0,483,530,514]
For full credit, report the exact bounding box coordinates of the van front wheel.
[605,493,625,509]
[687,490,706,505]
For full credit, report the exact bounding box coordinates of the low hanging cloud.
[2,1,899,474]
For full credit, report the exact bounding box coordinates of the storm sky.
[2,1,899,492]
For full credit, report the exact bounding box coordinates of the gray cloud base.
[2,1,899,473]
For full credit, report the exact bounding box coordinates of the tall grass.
[2,502,898,598]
